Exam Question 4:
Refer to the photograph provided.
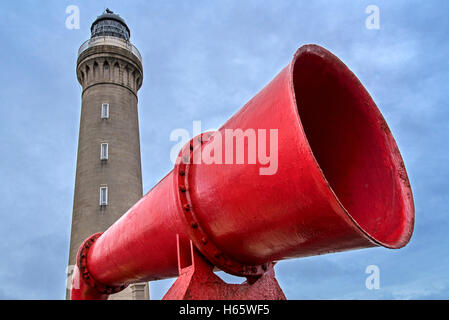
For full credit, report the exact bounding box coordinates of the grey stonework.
[67,36,149,299]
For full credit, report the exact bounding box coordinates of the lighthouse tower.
[67,9,149,300]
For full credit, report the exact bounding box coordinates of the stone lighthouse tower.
[67,9,149,300]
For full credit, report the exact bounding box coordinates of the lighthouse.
[67,9,149,300]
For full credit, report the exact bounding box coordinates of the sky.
[0,0,447,300]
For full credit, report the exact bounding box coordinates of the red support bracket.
[163,235,286,300]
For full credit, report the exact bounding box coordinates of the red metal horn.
[70,44,414,300]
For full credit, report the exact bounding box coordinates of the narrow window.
[100,186,108,206]
[101,143,108,160]
[101,103,109,119]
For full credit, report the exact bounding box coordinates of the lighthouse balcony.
[78,36,142,62]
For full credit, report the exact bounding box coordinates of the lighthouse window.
[100,186,108,206]
[100,143,108,160]
[101,103,109,119]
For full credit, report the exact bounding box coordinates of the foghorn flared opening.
[291,45,414,248]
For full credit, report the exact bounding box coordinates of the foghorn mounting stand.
[163,236,285,300]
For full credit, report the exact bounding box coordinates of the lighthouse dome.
[90,9,130,41]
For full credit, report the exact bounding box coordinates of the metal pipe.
[70,44,414,300]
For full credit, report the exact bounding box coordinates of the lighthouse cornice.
[76,42,143,94]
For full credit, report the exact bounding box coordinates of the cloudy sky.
[0,0,447,299]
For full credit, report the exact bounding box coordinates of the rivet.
[226,260,232,267]
[191,222,198,229]
[213,250,221,258]
[183,204,190,211]
[179,185,186,192]
[201,237,208,244]
[179,170,185,176]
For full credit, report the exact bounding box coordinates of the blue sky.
[0,0,447,299]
